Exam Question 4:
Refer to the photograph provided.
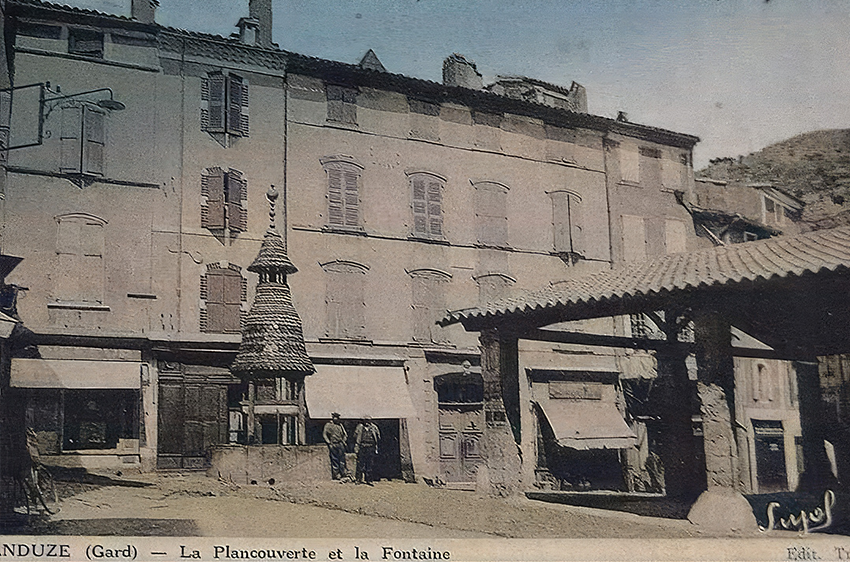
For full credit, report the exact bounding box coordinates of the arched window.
[472,180,509,248]
[321,156,363,230]
[474,272,515,305]
[321,260,368,339]
[408,268,451,343]
[54,213,106,304]
[408,171,445,240]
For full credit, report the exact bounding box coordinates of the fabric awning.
[537,399,637,450]
[11,358,141,389]
[304,365,416,419]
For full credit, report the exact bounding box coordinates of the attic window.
[68,29,104,59]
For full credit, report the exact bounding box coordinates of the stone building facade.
[0,0,710,491]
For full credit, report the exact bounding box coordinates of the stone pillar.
[794,359,836,492]
[687,310,757,531]
[479,329,521,496]
[655,347,704,499]
[246,381,256,444]
[296,378,306,445]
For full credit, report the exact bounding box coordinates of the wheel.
[34,467,58,514]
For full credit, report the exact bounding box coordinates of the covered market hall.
[441,225,850,529]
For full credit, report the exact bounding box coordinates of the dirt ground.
[0,469,747,538]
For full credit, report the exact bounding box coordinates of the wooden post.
[297,378,306,446]
[793,359,836,491]
[246,380,256,444]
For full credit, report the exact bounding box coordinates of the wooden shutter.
[60,105,82,173]
[200,76,210,130]
[412,178,427,234]
[202,168,226,229]
[551,192,570,253]
[83,107,105,176]
[427,179,442,236]
[327,168,344,226]
[226,169,247,233]
[227,75,243,136]
[343,169,359,227]
[476,184,508,247]
[222,269,243,332]
[568,194,583,255]
[240,80,249,137]
[207,74,226,131]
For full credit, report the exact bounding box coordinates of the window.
[326,84,357,124]
[475,273,514,304]
[201,167,247,234]
[68,28,103,58]
[619,147,639,184]
[549,190,583,259]
[409,172,444,239]
[621,214,647,262]
[321,156,363,230]
[201,72,249,140]
[639,147,662,187]
[473,181,509,248]
[322,261,368,340]
[63,390,138,450]
[200,264,246,333]
[60,104,105,176]
[409,269,451,344]
[54,213,106,304]
[664,219,688,254]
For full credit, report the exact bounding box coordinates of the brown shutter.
[83,107,105,176]
[412,178,427,234]
[205,269,226,333]
[200,76,210,130]
[226,170,247,233]
[227,75,243,136]
[427,180,442,236]
[240,80,250,137]
[60,105,82,173]
[221,270,243,332]
[569,194,583,255]
[208,74,226,131]
[343,169,359,227]
[202,168,226,229]
[327,168,344,226]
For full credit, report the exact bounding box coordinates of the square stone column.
[793,359,837,492]
[479,329,521,496]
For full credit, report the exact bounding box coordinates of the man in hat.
[323,413,348,480]
[354,416,380,485]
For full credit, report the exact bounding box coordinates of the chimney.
[249,0,273,48]
[442,54,483,90]
[131,0,158,24]
[237,17,260,45]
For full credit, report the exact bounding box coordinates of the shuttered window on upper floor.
[201,167,247,235]
[326,85,358,125]
[201,72,249,141]
[60,104,106,176]
[321,157,363,230]
[200,264,246,333]
[473,181,509,248]
[409,172,444,240]
[549,190,583,259]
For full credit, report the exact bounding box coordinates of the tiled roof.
[247,230,297,275]
[442,226,850,327]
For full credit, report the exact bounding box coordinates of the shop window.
[473,181,509,248]
[60,104,105,176]
[200,264,246,333]
[63,389,139,450]
[54,213,106,304]
[326,84,357,124]
[321,156,363,230]
[322,261,368,340]
[68,28,103,58]
[409,269,450,344]
[201,167,247,234]
[549,190,583,259]
[409,172,444,239]
[201,72,249,143]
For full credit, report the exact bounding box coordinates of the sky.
[68,0,850,170]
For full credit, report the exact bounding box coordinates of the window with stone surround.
[409,269,451,344]
[473,181,509,248]
[475,273,515,305]
[322,260,368,340]
[201,72,249,143]
[200,264,246,333]
[60,104,106,176]
[549,190,583,259]
[408,172,445,240]
[54,213,106,305]
[326,84,358,125]
[201,167,247,235]
[321,156,363,230]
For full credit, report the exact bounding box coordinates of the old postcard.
[0,0,847,560]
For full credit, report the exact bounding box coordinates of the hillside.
[697,129,850,228]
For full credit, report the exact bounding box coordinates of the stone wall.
[208,445,328,485]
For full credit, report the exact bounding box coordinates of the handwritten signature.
[759,490,835,533]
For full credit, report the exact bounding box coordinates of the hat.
[331,412,341,418]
